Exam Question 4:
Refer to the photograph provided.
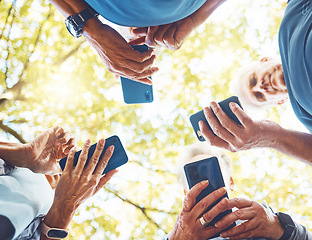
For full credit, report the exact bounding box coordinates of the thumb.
[128,36,146,46]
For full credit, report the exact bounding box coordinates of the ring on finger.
[199,216,209,227]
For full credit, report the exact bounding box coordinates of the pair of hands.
[82,13,196,84]
[169,181,283,240]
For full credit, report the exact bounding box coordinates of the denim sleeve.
[0,158,16,176]
[15,214,45,240]
[289,222,312,240]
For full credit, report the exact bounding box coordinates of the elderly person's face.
[239,57,288,106]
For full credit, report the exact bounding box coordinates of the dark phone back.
[184,157,235,239]
[59,135,128,175]
[120,44,153,104]
[189,96,243,141]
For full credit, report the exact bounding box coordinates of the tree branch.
[105,187,179,234]
[0,0,16,40]
[0,121,26,143]
[53,41,86,66]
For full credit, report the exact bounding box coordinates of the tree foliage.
[1,0,311,239]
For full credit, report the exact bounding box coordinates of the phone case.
[189,96,243,141]
[184,157,236,239]
[59,135,128,175]
[120,44,154,104]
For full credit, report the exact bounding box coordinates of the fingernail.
[99,139,104,145]
[210,102,217,109]
[215,222,221,228]
[202,180,209,185]
[85,139,91,144]
[220,233,226,238]
[203,107,209,114]
[109,145,115,153]
[218,187,226,194]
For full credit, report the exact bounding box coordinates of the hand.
[24,126,75,174]
[83,18,159,85]
[199,101,282,152]
[169,181,229,240]
[131,15,197,51]
[214,198,284,240]
[43,138,117,229]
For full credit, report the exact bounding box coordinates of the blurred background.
[1,0,312,239]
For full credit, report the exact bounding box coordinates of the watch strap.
[277,212,296,240]
[68,8,98,28]
[41,221,68,239]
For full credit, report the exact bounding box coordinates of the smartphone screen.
[59,135,128,175]
[120,44,154,104]
[189,96,243,141]
[184,157,235,238]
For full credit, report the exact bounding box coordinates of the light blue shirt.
[85,0,206,27]
[279,0,312,132]
[0,167,54,239]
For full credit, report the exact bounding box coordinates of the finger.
[198,197,229,227]
[227,198,253,209]
[206,104,236,142]
[229,102,253,128]
[74,139,91,175]
[93,145,115,176]
[192,187,227,218]
[145,26,160,47]
[182,180,209,212]
[131,27,148,36]
[128,36,146,45]
[223,230,255,240]
[210,102,241,135]
[119,66,159,85]
[215,207,256,229]
[153,24,173,48]
[55,132,71,145]
[199,120,232,150]
[163,24,180,50]
[64,146,76,172]
[84,138,105,175]
[124,54,157,74]
[93,169,118,195]
[54,126,64,138]
[220,218,259,239]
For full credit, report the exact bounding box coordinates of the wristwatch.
[65,8,99,38]
[41,221,68,239]
[276,212,296,240]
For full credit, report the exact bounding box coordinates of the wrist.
[258,120,283,149]
[0,142,27,167]
[45,202,76,229]
[270,215,284,240]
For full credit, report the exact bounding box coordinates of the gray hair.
[177,142,232,191]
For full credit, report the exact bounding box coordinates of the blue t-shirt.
[85,0,206,27]
[279,0,312,132]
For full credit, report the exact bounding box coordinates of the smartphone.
[189,96,243,141]
[120,44,154,104]
[59,135,128,175]
[184,157,235,238]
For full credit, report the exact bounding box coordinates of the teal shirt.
[279,0,312,132]
[85,0,206,27]
[0,167,54,239]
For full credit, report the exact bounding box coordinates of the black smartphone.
[120,44,154,104]
[189,96,243,141]
[59,135,128,175]
[184,157,235,238]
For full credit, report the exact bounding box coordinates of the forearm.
[48,0,90,18]
[191,0,228,27]
[0,142,26,167]
[267,125,312,165]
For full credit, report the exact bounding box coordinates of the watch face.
[48,229,68,238]
[65,19,81,38]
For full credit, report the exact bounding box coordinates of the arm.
[199,102,312,165]
[48,0,158,85]
[40,138,117,239]
[0,126,75,174]
[131,0,227,50]
[169,181,229,240]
